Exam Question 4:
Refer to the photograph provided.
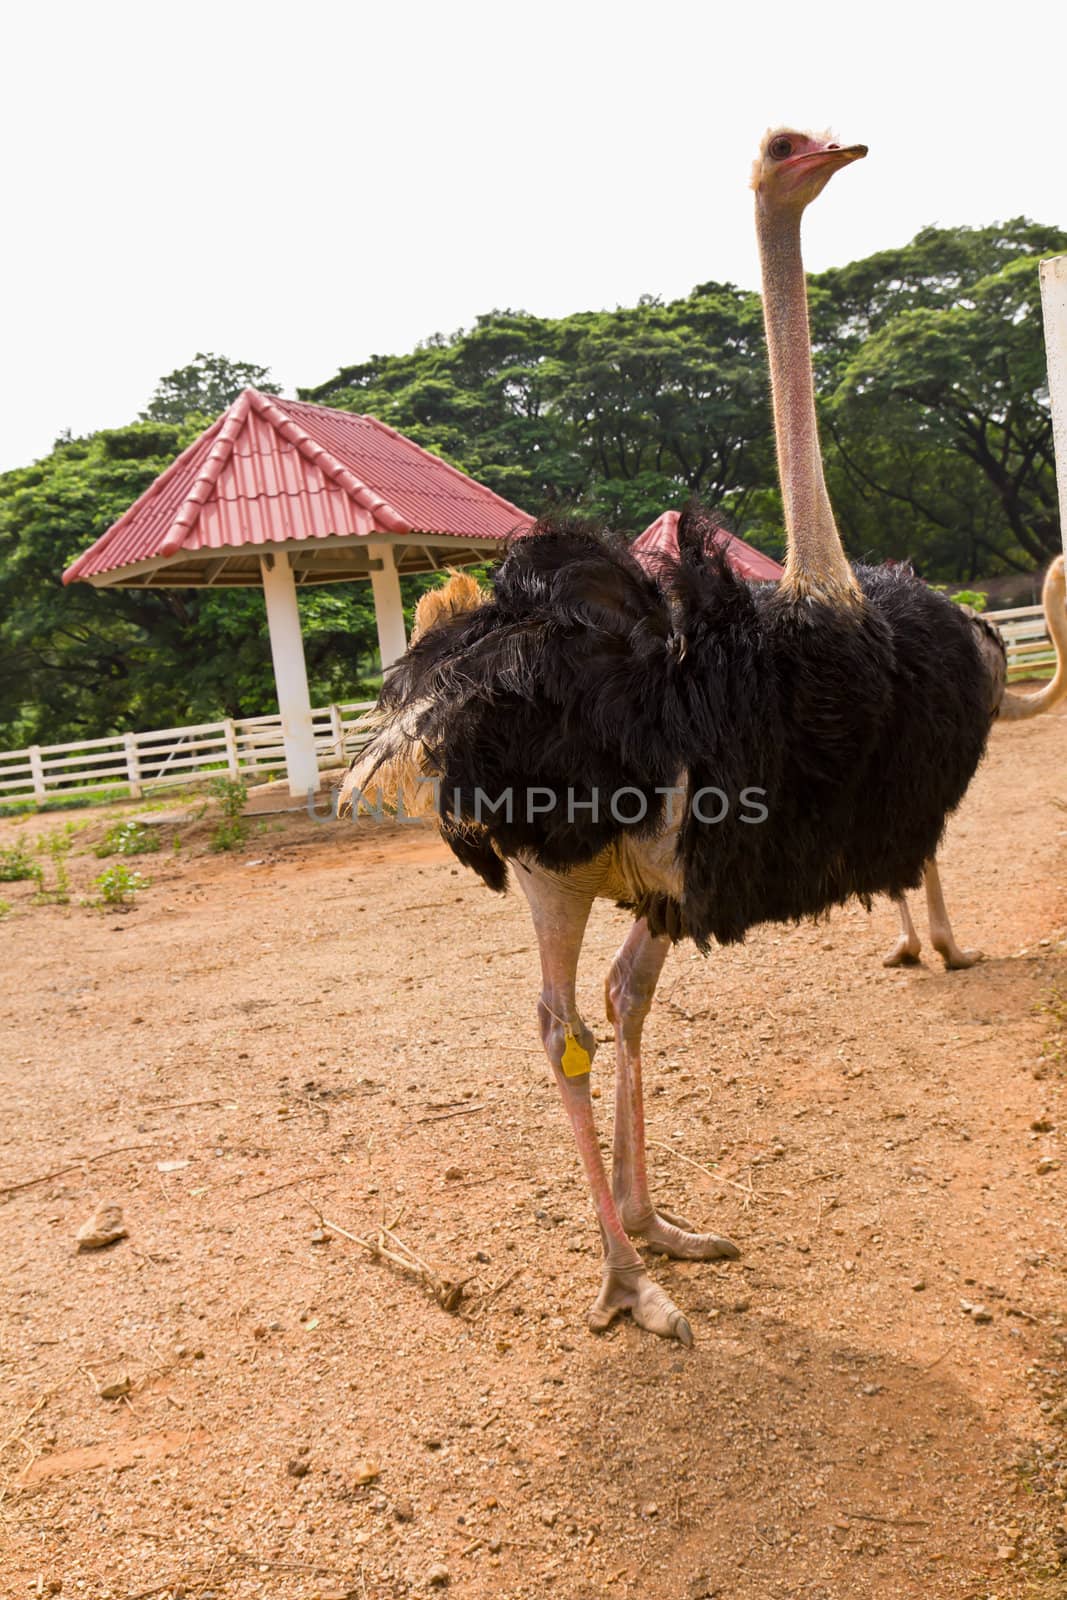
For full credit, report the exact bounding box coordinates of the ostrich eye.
[768,136,793,160]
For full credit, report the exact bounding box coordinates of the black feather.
[365,509,993,950]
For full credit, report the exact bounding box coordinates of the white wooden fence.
[0,701,376,803]
[985,603,1055,682]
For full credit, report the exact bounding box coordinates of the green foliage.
[92,863,146,906]
[34,824,75,902]
[815,220,1067,580]
[94,819,161,858]
[0,841,41,882]
[208,775,248,852]
[949,589,988,612]
[0,899,11,918]
[141,353,281,425]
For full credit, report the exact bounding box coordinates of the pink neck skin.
[756,197,859,603]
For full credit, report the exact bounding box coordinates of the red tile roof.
[632,509,784,582]
[64,390,535,585]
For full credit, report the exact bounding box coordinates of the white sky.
[1,0,1062,473]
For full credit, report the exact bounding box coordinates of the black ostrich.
[344,129,1006,1345]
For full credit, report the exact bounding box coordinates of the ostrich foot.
[933,942,983,971]
[625,1206,740,1262]
[883,934,922,968]
[588,1262,693,1345]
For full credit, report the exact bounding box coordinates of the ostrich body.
[346,130,1002,1344]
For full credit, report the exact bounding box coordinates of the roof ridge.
[63,411,229,583]
[158,390,256,557]
[260,392,410,534]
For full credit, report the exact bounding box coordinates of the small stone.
[861,1383,882,1397]
[641,1501,660,1518]
[540,1505,558,1526]
[1036,1157,1061,1175]
[310,1228,330,1245]
[353,1459,380,1485]
[911,1278,926,1292]
[423,1435,444,1450]
[996,1545,1015,1561]
[427,1563,450,1587]
[252,1324,269,1340]
[443,1166,464,1181]
[1031,1116,1054,1132]
[76,1204,127,1252]
[971,1305,994,1324]
[97,1375,132,1400]
[393,1495,414,1522]
[731,1298,751,1314]
[286,1458,310,1479]
[488,1537,502,1554]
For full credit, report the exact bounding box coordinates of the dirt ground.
[1,708,1065,1600]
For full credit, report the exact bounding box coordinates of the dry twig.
[0,1143,158,1199]
[649,1140,793,1202]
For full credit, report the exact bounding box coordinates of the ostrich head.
[751,127,868,212]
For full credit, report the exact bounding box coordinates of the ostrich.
[344,128,1005,1345]
[884,555,1067,969]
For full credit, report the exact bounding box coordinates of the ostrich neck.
[757,202,856,600]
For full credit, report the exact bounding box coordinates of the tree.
[141,352,281,425]
[304,287,775,533]
[813,221,1067,576]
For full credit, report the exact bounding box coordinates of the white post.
[259,553,319,798]
[222,717,239,778]
[367,542,408,670]
[28,745,46,804]
[329,703,345,762]
[123,732,143,800]
[1039,255,1067,562]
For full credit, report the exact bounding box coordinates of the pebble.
[427,1563,450,1586]
[76,1203,127,1252]
[353,1460,380,1485]
[310,1228,330,1245]
[393,1495,414,1522]
[911,1278,927,1292]
[286,1458,310,1479]
[443,1166,464,1181]
[1036,1157,1061,1175]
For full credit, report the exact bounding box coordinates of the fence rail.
[0,701,377,803]
[984,603,1055,681]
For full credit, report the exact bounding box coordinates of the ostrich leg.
[516,866,694,1346]
[923,857,981,970]
[607,919,739,1262]
[883,894,922,967]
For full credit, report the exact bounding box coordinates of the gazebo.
[63,389,534,796]
[632,509,784,580]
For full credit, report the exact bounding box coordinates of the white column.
[1040,255,1067,562]
[260,553,319,798]
[367,542,408,669]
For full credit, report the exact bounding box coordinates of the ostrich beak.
[792,142,868,173]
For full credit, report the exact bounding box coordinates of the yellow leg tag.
[561,1030,591,1079]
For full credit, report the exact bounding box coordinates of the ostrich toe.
[934,941,983,971]
[635,1213,741,1261]
[883,934,922,967]
[588,1262,694,1345]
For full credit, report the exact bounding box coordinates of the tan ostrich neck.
[757,203,858,601]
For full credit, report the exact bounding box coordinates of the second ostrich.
[345,129,1002,1344]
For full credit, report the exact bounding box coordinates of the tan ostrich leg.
[884,862,981,970]
[607,919,739,1261]
[516,865,697,1344]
